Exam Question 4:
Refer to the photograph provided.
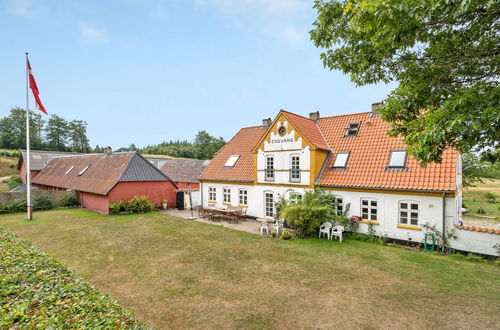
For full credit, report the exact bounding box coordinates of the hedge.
[0,227,147,328]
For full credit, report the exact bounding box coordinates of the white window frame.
[208,186,217,202]
[224,155,240,167]
[399,201,419,226]
[361,198,378,221]
[223,187,231,204]
[344,122,361,137]
[265,155,275,182]
[388,150,407,168]
[334,196,344,216]
[290,154,300,183]
[239,189,248,206]
[333,152,350,168]
[264,191,274,218]
[289,192,302,203]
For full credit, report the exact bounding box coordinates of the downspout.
[201,182,204,207]
[442,192,446,253]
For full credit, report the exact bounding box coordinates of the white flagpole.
[25,52,32,220]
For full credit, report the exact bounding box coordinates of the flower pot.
[162,201,168,210]
[282,235,291,240]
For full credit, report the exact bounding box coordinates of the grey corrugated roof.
[18,150,88,171]
[119,153,174,182]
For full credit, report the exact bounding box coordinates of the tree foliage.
[310,0,499,164]
[0,108,91,152]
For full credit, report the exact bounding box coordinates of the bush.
[125,196,156,214]
[0,200,27,214]
[60,193,80,208]
[5,176,22,190]
[33,195,55,211]
[109,200,127,214]
[0,227,144,328]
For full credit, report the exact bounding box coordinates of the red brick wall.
[108,181,177,208]
[80,192,110,214]
[19,163,39,184]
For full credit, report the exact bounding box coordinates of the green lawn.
[1,209,499,329]
[463,178,500,220]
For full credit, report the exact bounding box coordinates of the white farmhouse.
[199,104,498,255]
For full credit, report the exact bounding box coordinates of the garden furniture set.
[197,205,246,224]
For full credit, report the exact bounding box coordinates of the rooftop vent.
[309,111,320,122]
[262,118,272,129]
[103,146,112,155]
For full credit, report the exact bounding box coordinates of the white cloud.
[79,22,109,44]
[8,0,44,17]
[192,0,310,45]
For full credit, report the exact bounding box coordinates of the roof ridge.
[318,111,371,120]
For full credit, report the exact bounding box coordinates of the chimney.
[371,101,384,115]
[309,111,320,122]
[262,118,272,129]
[103,146,112,155]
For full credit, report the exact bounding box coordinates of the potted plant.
[162,199,168,210]
[271,229,277,238]
[282,229,292,240]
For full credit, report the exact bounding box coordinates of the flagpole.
[25,52,32,220]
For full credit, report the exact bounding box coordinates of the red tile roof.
[283,111,329,150]
[32,152,172,195]
[316,112,457,192]
[199,126,266,182]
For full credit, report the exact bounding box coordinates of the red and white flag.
[27,59,48,114]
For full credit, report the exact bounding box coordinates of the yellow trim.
[397,224,421,231]
[238,204,248,208]
[322,186,456,197]
[222,202,231,206]
[360,220,380,225]
[208,200,216,204]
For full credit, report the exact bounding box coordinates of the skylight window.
[78,165,90,176]
[388,150,407,168]
[65,165,75,175]
[224,155,240,167]
[332,152,350,168]
[344,122,361,137]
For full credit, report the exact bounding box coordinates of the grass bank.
[1,209,499,329]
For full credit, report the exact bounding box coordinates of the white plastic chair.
[331,225,344,242]
[260,221,269,236]
[319,222,332,240]
[272,220,284,236]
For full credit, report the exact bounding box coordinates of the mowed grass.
[463,178,500,220]
[1,210,499,329]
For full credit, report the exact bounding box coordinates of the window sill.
[360,220,380,225]
[238,204,248,208]
[208,200,216,204]
[397,224,421,231]
[222,202,231,206]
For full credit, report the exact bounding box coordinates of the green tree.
[194,131,225,160]
[45,114,69,151]
[0,108,44,150]
[462,153,485,187]
[69,120,90,152]
[93,145,103,153]
[310,0,499,165]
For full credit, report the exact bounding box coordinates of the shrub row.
[0,193,79,214]
[0,227,146,328]
[109,196,156,215]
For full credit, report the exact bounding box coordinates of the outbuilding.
[32,151,177,214]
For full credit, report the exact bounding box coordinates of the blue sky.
[1,0,395,149]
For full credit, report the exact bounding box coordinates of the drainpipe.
[442,193,446,253]
[200,182,204,207]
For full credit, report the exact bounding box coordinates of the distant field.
[463,178,500,220]
[0,156,18,178]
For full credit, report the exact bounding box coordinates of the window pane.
[371,200,377,207]
[333,152,349,167]
[411,204,419,210]
[362,208,368,213]
[362,200,368,206]
[400,203,408,209]
[224,155,240,167]
[389,151,407,167]
[372,208,377,214]
[362,213,368,219]
[371,214,377,221]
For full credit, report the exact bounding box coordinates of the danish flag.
[27,59,47,114]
